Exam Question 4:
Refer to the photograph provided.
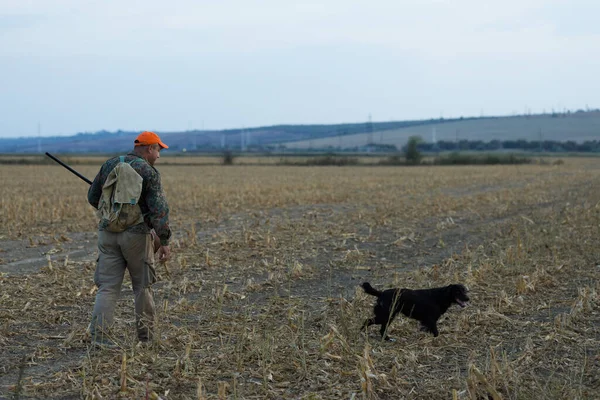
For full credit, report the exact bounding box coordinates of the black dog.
[361,282,469,340]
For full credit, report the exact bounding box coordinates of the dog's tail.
[361,282,382,297]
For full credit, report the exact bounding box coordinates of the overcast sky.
[1,0,599,138]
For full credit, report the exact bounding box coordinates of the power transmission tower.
[366,114,373,145]
[432,127,439,155]
[455,129,459,151]
[241,128,246,152]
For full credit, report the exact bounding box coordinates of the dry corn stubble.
[0,158,599,399]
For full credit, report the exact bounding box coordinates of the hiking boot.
[136,340,154,351]
[92,336,118,349]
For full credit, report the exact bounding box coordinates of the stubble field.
[0,158,599,399]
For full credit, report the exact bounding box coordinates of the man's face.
[147,144,161,166]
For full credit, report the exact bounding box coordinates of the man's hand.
[151,230,161,252]
[151,230,170,262]
[157,245,171,263]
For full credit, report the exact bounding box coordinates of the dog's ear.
[451,284,468,295]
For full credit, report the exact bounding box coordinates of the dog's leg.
[379,316,398,341]
[379,325,395,341]
[421,319,439,337]
[419,319,439,336]
[362,318,375,331]
[379,324,387,339]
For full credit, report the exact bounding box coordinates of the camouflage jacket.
[88,152,171,245]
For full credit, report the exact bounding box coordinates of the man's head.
[133,131,168,166]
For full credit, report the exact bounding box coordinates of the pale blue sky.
[1,0,599,138]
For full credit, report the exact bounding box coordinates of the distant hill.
[281,111,600,150]
[1,110,599,154]
[0,120,433,154]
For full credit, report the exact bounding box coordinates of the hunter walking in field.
[87,131,172,348]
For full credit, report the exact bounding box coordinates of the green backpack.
[97,156,145,232]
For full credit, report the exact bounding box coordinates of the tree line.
[414,139,600,153]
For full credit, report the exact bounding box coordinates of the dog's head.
[449,284,470,307]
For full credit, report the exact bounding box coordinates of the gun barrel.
[45,152,93,185]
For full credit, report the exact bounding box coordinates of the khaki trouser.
[89,230,156,341]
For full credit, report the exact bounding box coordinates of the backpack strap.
[126,155,145,166]
[124,156,144,204]
[117,155,141,165]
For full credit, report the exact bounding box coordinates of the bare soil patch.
[1,162,599,399]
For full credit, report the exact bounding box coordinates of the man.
[87,131,172,348]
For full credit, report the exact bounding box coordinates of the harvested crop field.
[1,158,599,399]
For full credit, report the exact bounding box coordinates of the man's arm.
[87,167,105,209]
[145,170,172,246]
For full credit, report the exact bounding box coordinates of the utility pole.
[37,122,42,153]
[366,113,373,145]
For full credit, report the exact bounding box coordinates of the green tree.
[222,150,235,165]
[405,136,423,165]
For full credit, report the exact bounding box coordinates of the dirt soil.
[1,166,599,399]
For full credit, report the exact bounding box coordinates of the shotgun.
[45,152,93,185]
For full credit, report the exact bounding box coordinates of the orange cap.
[134,131,169,149]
